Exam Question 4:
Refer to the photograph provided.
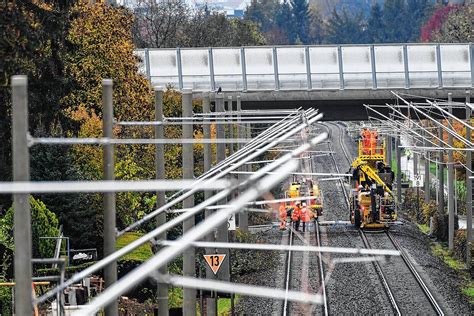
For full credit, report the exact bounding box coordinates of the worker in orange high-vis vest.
[300,202,311,232]
[362,128,371,154]
[279,202,287,230]
[292,203,301,231]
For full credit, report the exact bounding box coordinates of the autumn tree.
[422,4,473,42]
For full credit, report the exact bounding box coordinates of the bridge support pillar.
[154,87,169,316]
[182,89,196,316]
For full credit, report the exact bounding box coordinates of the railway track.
[281,126,328,316]
[334,122,444,315]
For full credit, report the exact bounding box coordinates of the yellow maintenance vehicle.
[287,179,323,217]
[349,129,396,229]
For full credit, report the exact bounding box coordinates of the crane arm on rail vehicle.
[351,158,393,196]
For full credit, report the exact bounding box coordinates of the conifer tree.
[291,0,310,44]
[276,0,296,44]
[367,2,385,43]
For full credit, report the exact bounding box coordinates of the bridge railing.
[135,43,474,91]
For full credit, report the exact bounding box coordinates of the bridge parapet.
[136,44,474,92]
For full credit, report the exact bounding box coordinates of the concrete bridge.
[136,44,473,120]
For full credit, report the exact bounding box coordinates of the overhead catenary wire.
[118,111,323,235]
[74,161,300,315]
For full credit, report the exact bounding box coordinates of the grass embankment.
[218,295,240,315]
[416,226,474,304]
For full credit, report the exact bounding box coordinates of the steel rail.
[386,232,444,316]
[315,204,328,316]
[282,225,294,316]
[360,231,401,316]
[75,161,299,315]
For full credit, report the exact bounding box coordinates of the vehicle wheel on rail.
[354,208,361,227]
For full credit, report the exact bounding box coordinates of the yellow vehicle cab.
[286,179,323,217]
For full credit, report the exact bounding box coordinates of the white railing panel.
[181,49,210,90]
[212,48,243,90]
[440,44,471,87]
[374,45,405,88]
[149,49,178,77]
[342,46,372,88]
[245,47,275,90]
[407,45,438,88]
[309,47,340,89]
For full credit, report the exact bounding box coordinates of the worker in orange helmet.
[300,202,311,232]
[291,202,302,231]
[279,202,287,230]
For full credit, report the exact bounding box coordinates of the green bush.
[453,230,473,266]
[422,200,438,225]
[404,188,424,223]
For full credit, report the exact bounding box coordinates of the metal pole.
[305,46,312,90]
[241,120,251,232]
[209,48,216,92]
[227,96,234,157]
[370,45,377,89]
[436,44,443,88]
[203,93,217,316]
[413,150,418,176]
[386,135,392,167]
[396,134,402,208]
[103,79,118,316]
[403,45,410,89]
[237,95,248,232]
[177,48,183,91]
[447,94,454,249]
[215,94,230,284]
[466,90,472,268]
[424,136,430,204]
[438,126,445,218]
[182,89,196,316]
[12,75,33,315]
[447,103,454,249]
[155,87,169,316]
[273,47,280,91]
[337,45,344,90]
[241,48,247,92]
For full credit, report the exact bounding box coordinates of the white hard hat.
[302,202,307,206]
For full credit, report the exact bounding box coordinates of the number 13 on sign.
[203,254,226,275]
